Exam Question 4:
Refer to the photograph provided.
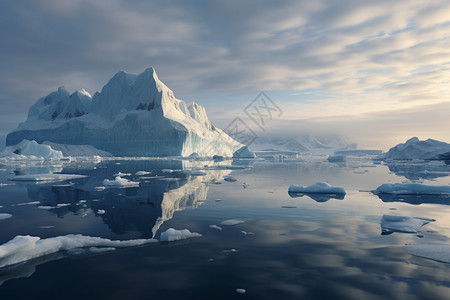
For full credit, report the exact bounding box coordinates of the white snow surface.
[159,228,202,242]
[0,140,63,161]
[0,234,157,268]
[408,244,450,263]
[6,67,243,157]
[381,137,450,160]
[380,215,434,233]
[10,174,87,182]
[103,176,139,188]
[288,182,346,194]
[374,183,450,195]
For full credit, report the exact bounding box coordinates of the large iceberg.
[6,68,245,157]
[380,137,450,160]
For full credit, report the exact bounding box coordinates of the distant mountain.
[6,68,246,157]
[250,135,356,154]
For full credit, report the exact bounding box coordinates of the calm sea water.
[0,157,449,299]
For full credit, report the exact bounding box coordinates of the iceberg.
[6,67,244,157]
[380,137,450,160]
[374,183,450,195]
[0,234,157,268]
[0,140,63,161]
[288,182,346,194]
[159,228,202,242]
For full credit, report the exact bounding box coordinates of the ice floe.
[0,214,12,220]
[380,215,435,234]
[288,182,346,194]
[408,244,450,263]
[209,225,222,230]
[10,174,88,182]
[220,219,245,226]
[0,234,157,268]
[374,183,450,195]
[97,210,106,215]
[135,171,151,176]
[159,228,202,242]
[235,288,246,294]
[103,176,140,188]
[113,172,132,177]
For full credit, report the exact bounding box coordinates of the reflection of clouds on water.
[23,160,232,238]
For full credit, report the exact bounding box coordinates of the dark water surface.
[0,157,449,299]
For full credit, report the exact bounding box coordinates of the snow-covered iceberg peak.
[6,67,244,157]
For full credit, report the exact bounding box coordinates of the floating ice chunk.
[161,169,174,173]
[160,228,202,242]
[0,140,64,161]
[113,172,131,177]
[56,203,70,208]
[209,225,222,230]
[10,174,88,182]
[16,201,40,206]
[38,206,55,210]
[103,176,139,188]
[135,171,151,176]
[39,226,54,229]
[408,244,450,263]
[236,288,246,294]
[182,170,207,176]
[327,155,345,162]
[0,234,157,268]
[0,214,12,220]
[241,231,254,235]
[97,210,106,215]
[94,186,106,191]
[223,249,239,253]
[374,183,450,195]
[223,176,237,182]
[288,182,346,194]
[380,215,435,234]
[220,219,245,226]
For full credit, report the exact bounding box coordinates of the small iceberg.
[0,234,157,268]
[0,140,63,161]
[288,182,346,194]
[327,155,345,162]
[135,171,151,176]
[103,176,139,188]
[374,183,450,195]
[160,228,202,242]
[380,215,435,234]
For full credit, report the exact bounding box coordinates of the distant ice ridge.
[374,183,450,195]
[0,140,63,161]
[0,234,157,268]
[6,67,249,157]
[380,137,450,160]
[380,215,434,234]
[288,182,346,194]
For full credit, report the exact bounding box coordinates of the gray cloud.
[1,0,449,143]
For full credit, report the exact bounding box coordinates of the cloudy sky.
[1,0,450,148]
